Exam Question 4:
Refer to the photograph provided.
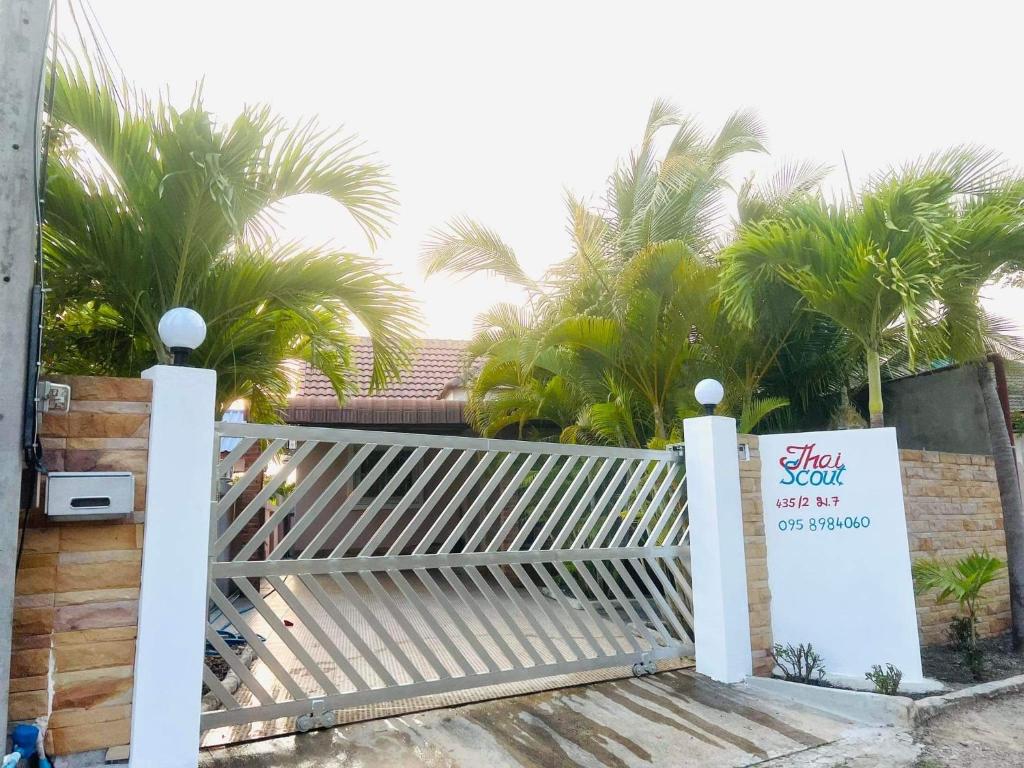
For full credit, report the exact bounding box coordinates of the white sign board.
[759,428,924,681]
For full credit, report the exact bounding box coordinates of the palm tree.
[720,147,1018,428]
[423,103,798,445]
[913,550,1006,673]
[43,58,418,420]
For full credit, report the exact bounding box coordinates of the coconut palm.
[720,147,1019,428]
[42,58,418,420]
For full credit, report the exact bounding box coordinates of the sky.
[89,0,1024,340]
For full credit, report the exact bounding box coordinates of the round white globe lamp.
[158,307,207,366]
[694,378,724,416]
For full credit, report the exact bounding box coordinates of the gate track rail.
[203,422,692,733]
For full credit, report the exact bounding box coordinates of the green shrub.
[865,663,903,695]
[768,642,826,684]
[913,550,1004,681]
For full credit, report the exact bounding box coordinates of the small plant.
[865,663,902,695]
[768,642,826,684]
[913,550,1005,681]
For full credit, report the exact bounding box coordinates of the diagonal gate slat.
[203,421,692,737]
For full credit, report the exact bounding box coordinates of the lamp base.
[170,347,192,366]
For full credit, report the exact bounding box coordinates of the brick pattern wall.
[11,376,150,757]
[738,438,773,675]
[900,449,1011,645]
[738,435,1011,673]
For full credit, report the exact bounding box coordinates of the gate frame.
[129,363,751,768]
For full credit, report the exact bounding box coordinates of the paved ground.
[200,669,862,768]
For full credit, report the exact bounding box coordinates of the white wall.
[759,428,924,682]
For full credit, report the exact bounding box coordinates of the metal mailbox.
[45,471,135,520]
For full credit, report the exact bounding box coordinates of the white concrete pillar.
[131,365,216,768]
[683,415,752,683]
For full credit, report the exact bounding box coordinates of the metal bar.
[588,460,654,550]
[484,453,561,552]
[569,559,642,655]
[628,557,690,643]
[215,421,674,461]
[591,559,658,648]
[548,457,615,551]
[508,456,579,550]
[205,625,273,706]
[485,564,566,664]
[202,665,241,711]
[569,459,634,550]
[233,577,340,696]
[528,456,599,551]
[409,568,501,674]
[209,545,689,577]
[264,575,371,693]
[329,446,428,557]
[216,439,287,516]
[207,584,306,700]
[357,571,451,680]
[646,556,694,630]
[235,442,348,562]
[297,574,399,688]
[444,569,532,671]
[200,645,684,729]
[439,452,520,554]
[216,436,257,478]
[361,448,456,556]
[268,443,376,559]
[631,468,684,547]
[388,570,479,676]
[508,563,585,661]
[299,445,404,558]
[609,558,672,645]
[213,440,318,556]
[602,462,667,552]
[398,450,482,556]
[529,561,602,659]
[661,498,691,547]
[326,572,426,685]
[551,561,629,656]
[664,557,696,607]
[612,462,672,549]
[461,454,539,552]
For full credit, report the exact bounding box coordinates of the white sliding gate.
[203,422,693,736]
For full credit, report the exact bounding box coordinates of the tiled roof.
[284,396,466,426]
[294,338,468,401]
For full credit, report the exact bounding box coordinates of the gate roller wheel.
[296,714,316,732]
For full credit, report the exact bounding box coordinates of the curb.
[741,676,915,728]
[744,673,1024,730]
[912,673,1024,725]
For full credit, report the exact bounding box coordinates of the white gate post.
[683,415,752,683]
[131,365,216,768]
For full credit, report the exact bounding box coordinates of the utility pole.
[0,0,50,737]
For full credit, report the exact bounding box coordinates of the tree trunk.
[866,347,884,428]
[978,362,1024,650]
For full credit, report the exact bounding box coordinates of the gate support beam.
[683,415,752,683]
[131,365,216,768]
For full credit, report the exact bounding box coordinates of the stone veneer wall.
[738,435,1011,673]
[11,375,151,757]
[900,449,1010,645]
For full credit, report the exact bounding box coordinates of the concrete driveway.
[200,669,861,768]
